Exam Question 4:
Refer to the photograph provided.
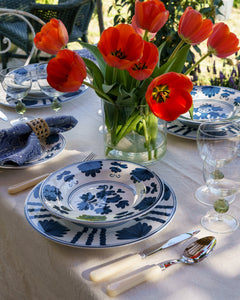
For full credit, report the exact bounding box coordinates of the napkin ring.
[27,118,50,140]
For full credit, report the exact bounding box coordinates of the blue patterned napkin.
[0,115,77,166]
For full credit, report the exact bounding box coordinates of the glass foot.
[201,211,239,233]
[195,185,235,206]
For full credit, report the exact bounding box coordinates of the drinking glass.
[0,66,32,125]
[36,63,62,112]
[201,155,240,233]
[195,120,240,205]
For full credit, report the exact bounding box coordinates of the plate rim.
[24,180,177,249]
[39,159,165,226]
[167,120,197,140]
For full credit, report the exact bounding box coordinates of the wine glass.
[195,120,240,206]
[36,63,62,112]
[0,66,32,126]
[201,155,240,233]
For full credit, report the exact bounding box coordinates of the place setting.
[167,85,240,140]
[24,159,177,248]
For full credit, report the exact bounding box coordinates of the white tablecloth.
[0,88,240,300]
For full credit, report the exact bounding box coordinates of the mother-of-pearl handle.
[90,254,143,282]
[8,173,50,194]
[106,265,161,297]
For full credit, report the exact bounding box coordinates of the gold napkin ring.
[27,118,50,140]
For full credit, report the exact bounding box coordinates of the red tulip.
[178,7,213,45]
[127,41,159,80]
[207,22,240,58]
[34,18,69,55]
[47,49,87,92]
[145,72,193,121]
[135,0,169,33]
[97,24,144,70]
[131,15,157,40]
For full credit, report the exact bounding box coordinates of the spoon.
[106,236,216,297]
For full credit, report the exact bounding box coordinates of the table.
[0,87,240,300]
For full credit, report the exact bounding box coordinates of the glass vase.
[102,99,167,165]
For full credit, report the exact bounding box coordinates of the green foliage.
[234,0,240,8]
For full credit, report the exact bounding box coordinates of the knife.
[89,229,200,282]
[0,111,8,121]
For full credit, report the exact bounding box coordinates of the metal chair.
[0,0,96,68]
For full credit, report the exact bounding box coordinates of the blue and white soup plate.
[39,160,165,228]
[178,86,240,127]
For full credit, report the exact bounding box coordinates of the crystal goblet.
[0,66,33,125]
[195,120,240,206]
[36,63,63,112]
[201,155,240,233]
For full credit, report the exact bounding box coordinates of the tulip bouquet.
[34,0,239,164]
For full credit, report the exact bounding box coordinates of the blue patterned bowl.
[39,159,165,228]
[178,86,240,128]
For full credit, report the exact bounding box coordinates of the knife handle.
[8,173,50,194]
[106,265,161,297]
[89,254,143,282]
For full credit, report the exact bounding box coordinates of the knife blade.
[0,111,8,121]
[89,229,200,282]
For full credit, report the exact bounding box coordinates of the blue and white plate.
[167,120,197,140]
[0,133,65,169]
[0,63,89,109]
[39,160,165,228]
[24,181,176,248]
[178,86,240,127]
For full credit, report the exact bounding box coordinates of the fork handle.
[106,265,161,297]
[8,173,50,194]
[89,254,142,282]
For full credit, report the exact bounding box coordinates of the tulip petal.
[47,49,87,92]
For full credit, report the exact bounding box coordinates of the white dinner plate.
[0,63,89,109]
[178,85,240,127]
[0,133,65,169]
[39,160,165,227]
[24,180,176,248]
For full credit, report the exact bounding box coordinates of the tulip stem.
[143,30,149,41]
[83,80,114,103]
[167,39,185,62]
[184,52,211,76]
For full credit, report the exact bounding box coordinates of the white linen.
[0,88,240,300]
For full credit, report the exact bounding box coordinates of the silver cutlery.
[0,110,8,121]
[89,229,200,282]
[106,236,216,297]
[8,152,96,194]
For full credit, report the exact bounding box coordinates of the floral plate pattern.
[0,133,65,169]
[178,86,240,127]
[24,181,176,248]
[39,160,165,227]
[0,63,89,109]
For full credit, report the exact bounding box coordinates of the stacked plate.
[24,159,177,248]
[167,86,240,140]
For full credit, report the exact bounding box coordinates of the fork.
[8,152,96,194]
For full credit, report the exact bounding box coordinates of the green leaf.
[81,57,103,91]
[102,83,116,93]
[189,103,194,120]
[79,42,106,75]
[154,44,191,76]
[157,41,166,67]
